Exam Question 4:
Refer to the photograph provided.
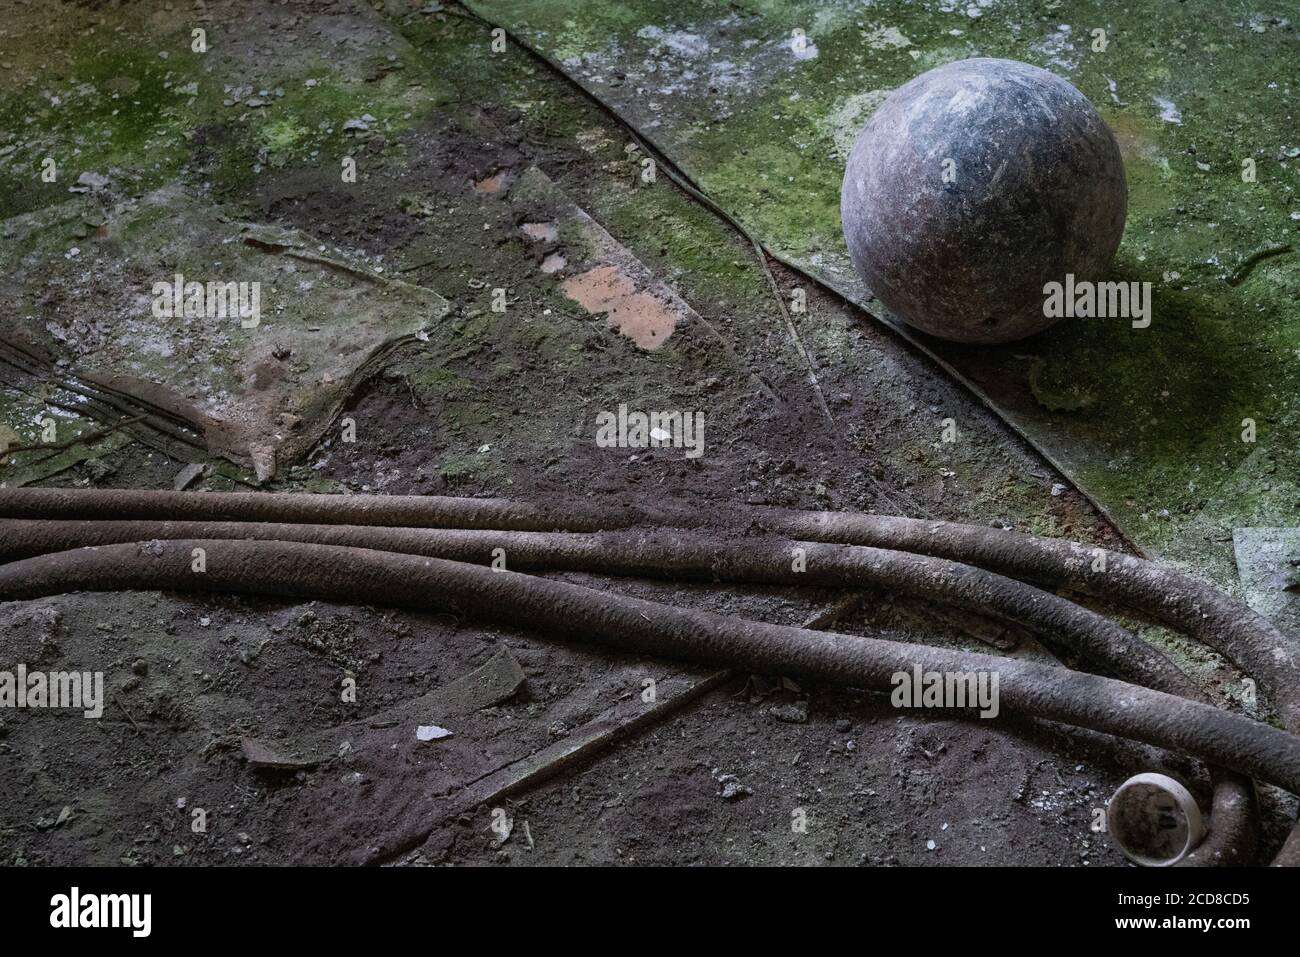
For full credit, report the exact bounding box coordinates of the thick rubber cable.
[0,539,1296,799]
[0,517,1259,863]
[758,510,1300,868]
[0,489,1284,862]
[758,509,1300,731]
[4,490,1289,727]
[2,490,1287,736]
[0,487,626,530]
[0,519,1227,695]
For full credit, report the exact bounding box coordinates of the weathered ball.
[841,58,1127,344]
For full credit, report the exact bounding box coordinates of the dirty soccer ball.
[841,57,1127,344]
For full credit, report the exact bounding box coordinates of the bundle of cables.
[1,488,1296,866]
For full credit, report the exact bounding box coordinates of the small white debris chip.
[70,170,109,192]
[715,773,752,801]
[416,724,454,742]
[520,221,558,242]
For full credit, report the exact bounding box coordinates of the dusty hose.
[758,509,1300,732]
[758,510,1300,868]
[0,519,1234,697]
[0,517,1260,862]
[0,487,624,530]
[1,539,1298,801]
[0,535,1274,863]
[1,518,1260,863]
[5,490,1291,728]
[0,489,1283,863]
[3,490,1288,736]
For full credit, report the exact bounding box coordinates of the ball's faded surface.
[841,58,1127,344]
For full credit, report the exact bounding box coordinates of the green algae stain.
[0,39,209,218]
[469,0,1300,583]
[258,117,312,158]
[0,11,445,219]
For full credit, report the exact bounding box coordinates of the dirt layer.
[2,3,1290,867]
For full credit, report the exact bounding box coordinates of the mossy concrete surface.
[1,1,1294,866]
[468,0,1300,587]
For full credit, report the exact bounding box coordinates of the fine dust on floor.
[2,0,1283,868]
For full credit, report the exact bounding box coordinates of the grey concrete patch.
[0,187,448,479]
[1233,527,1300,635]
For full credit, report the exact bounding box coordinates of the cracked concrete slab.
[0,186,448,479]
[465,0,1300,588]
[1233,528,1300,636]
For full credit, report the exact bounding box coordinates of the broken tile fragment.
[508,168,698,351]
[561,264,679,349]
[473,170,514,194]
